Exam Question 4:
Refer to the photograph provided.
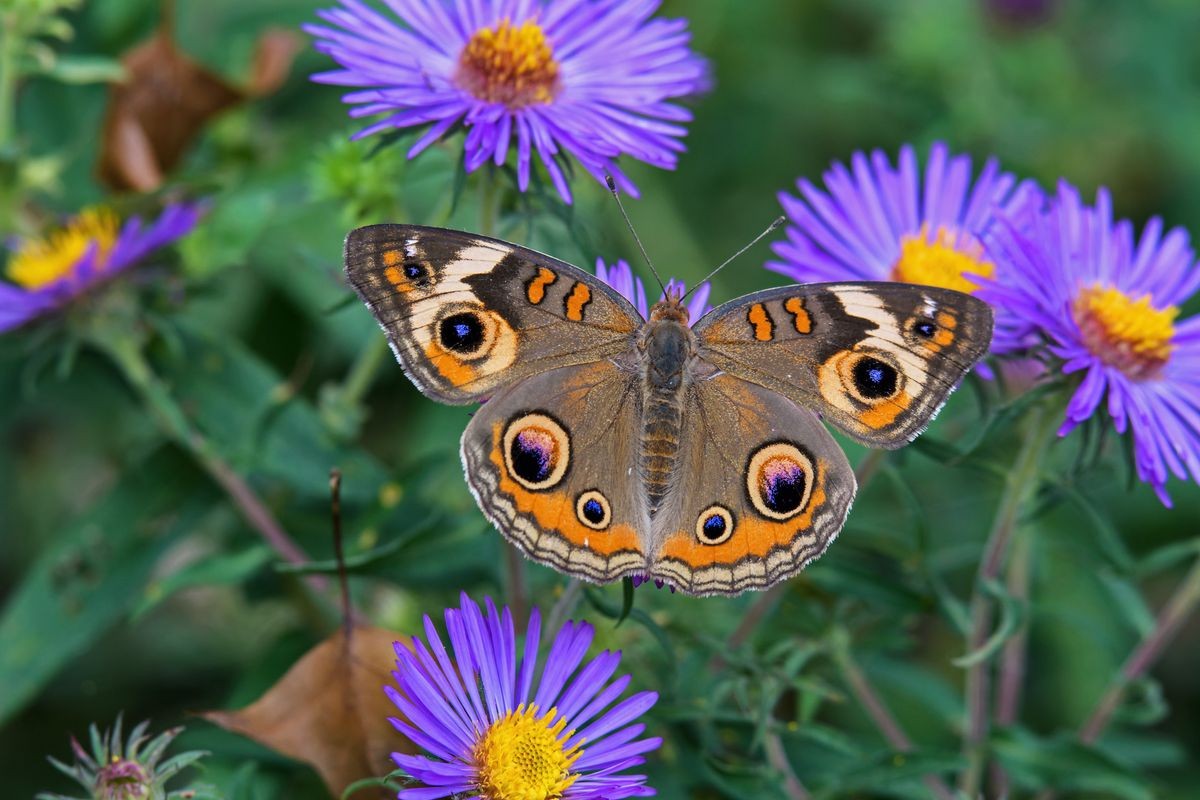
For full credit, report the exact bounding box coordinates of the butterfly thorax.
[640,302,695,516]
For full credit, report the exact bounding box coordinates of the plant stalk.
[959,403,1058,796]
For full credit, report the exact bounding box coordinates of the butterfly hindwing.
[344,224,643,404]
[460,361,650,584]
[644,372,857,595]
[694,282,993,448]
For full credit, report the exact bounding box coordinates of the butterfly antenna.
[681,216,787,303]
[606,174,667,295]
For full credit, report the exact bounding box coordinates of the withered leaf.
[204,625,414,799]
[97,26,299,191]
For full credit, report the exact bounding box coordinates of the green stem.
[0,10,18,155]
[99,335,327,594]
[991,521,1034,797]
[959,402,1060,796]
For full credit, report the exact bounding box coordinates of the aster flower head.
[387,593,662,799]
[985,181,1200,505]
[1,203,202,333]
[768,142,1041,297]
[595,257,711,324]
[38,716,209,800]
[305,0,709,204]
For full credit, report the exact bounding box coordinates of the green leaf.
[0,450,216,724]
[992,728,1154,799]
[132,545,273,620]
[953,578,1026,667]
[35,53,126,83]
[179,190,275,279]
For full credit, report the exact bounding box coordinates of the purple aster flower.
[1,203,202,333]
[595,257,711,324]
[305,0,709,204]
[386,593,662,799]
[768,142,1041,297]
[984,181,1200,506]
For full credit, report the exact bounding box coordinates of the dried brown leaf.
[96,25,298,191]
[204,625,414,799]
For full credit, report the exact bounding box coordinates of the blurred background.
[2,0,1199,796]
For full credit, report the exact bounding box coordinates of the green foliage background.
[2,0,1199,797]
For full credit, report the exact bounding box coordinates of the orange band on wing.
[784,297,812,334]
[936,311,958,330]
[857,391,911,429]
[658,465,829,564]
[489,424,640,555]
[526,267,557,305]
[385,264,415,293]
[748,303,773,341]
[564,282,592,321]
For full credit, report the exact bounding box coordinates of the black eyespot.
[439,312,484,353]
[404,262,424,280]
[852,356,898,399]
[510,430,553,484]
[701,514,726,541]
[914,320,937,338]
[761,465,805,515]
[575,490,611,530]
[695,504,734,544]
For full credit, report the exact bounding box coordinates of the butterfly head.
[650,285,690,325]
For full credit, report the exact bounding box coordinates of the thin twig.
[764,729,812,800]
[831,632,957,800]
[960,405,1057,796]
[102,336,326,594]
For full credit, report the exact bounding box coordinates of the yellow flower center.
[7,208,120,289]
[891,226,995,294]
[473,704,582,800]
[457,19,561,109]
[1073,285,1178,379]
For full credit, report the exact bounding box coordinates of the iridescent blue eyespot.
[502,413,570,491]
[695,505,734,545]
[576,490,611,530]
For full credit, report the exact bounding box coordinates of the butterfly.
[344,224,993,596]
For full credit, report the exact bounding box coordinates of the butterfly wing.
[693,282,993,448]
[644,372,856,595]
[344,224,643,404]
[460,360,650,584]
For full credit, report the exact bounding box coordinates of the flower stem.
[959,402,1058,796]
[101,335,327,594]
[830,630,957,800]
[764,729,812,800]
[990,521,1033,797]
[1079,552,1200,743]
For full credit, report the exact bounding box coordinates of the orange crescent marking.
[527,267,557,305]
[748,303,773,341]
[784,297,812,334]
[658,463,829,563]
[936,311,958,330]
[382,250,403,267]
[488,424,641,555]
[565,282,592,321]
[933,329,955,346]
[424,343,477,387]
[857,391,912,429]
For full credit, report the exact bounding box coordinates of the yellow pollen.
[891,225,995,294]
[7,208,120,289]
[474,704,582,800]
[457,19,561,109]
[1074,285,1178,379]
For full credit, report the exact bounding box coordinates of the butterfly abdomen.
[640,317,693,515]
